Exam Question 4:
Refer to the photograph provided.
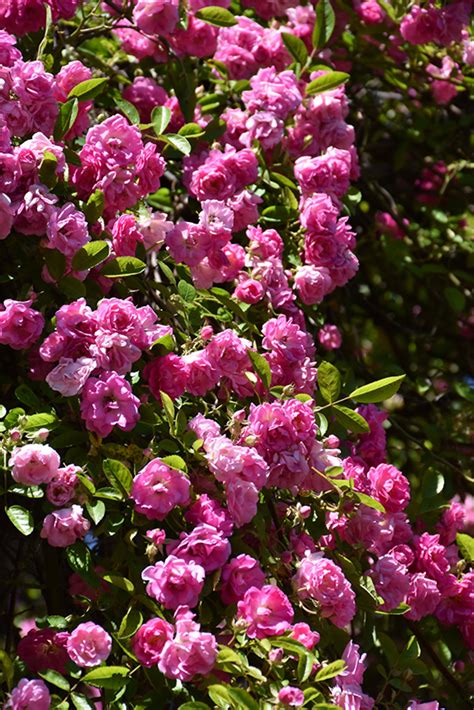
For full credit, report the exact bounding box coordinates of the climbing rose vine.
[0,1,473,709]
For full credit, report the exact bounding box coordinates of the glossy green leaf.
[318,361,341,402]
[101,257,146,278]
[281,32,308,65]
[306,71,349,96]
[72,241,109,272]
[6,505,34,536]
[350,375,405,403]
[247,350,272,389]
[312,0,336,50]
[333,405,370,433]
[195,6,237,26]
[81,666,129,689]
[152,106,171,136]
[68,77,108,101]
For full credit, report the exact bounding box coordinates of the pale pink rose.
[158,607,217,681]
[0,192,14,239]
[66,622,112,667]
[40,505,90,547]
[46,465,80,506]
[0,299,44,350]
[4,678,50,710]
[46,357,96,396]
[10,443,60,485]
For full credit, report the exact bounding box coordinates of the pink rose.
[158,608,217,681]
[46,357,96,396]
[142,555,205,609]
[0,193,14,239]
[4,679,50,710]
[10,444,60,485]
[368,463,410,513]
[46,465,80,506]
[294,554,356,628]
[0,299,44,350]
[66,622,112,667]
[131,618,174,667]
[237,584,294,639]
[40,505,90,547]
[80,371,140,438]
[167,523,231,572]
[131,458,190,520]
[221,554,266,604]
[278,687,305,707]
[133,0,180,36]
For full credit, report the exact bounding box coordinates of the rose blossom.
[167,524,231,572]
[46,464,80,506]
[0,299,44,350]
[46,357,97,396]
[40,505,90,547]
[221,554,266,604]
[131,458,190,520]
[368,463,410,512]
[66,622,112,667]
[17,628,69,673]
[278,687,305,707]
[10,444,60,485]
[4,679,50,710]
[131,618,174,667]
[142,555,205,609]
[237,584,294,638]
[294,554,356,628]
[80,371,140,438]
[158,607,217,681]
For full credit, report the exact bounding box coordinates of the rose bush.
[0,1,473,709]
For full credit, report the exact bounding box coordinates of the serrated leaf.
[281,32,308,65]
[457,532,474,562]
[152,106,171,136]
[101,256,146,278]
[102,573,134,593]
[247,350,272,389]
[163,134,192,156]
[306,72,349,96]
[160,390,175,427]
[66,542,92,575]
[315,659,346,681]
[72,241,109,272]
[68,77,108,101]
[23,412,57,431]
[81,666,129,689]
[333,405,370,433]
[6,505,34,536]
[118,607,143,639]
[115,98,140,125]
[178,279,196,302]
[195,6,237,26]
[161,455,187,472]
[103,459,133,496]
[313,0,335,50]
[86,499,106,525]
[350,375,405,403]
[39,669,70,691]
[318,360,341,402]
[54,98,79,141]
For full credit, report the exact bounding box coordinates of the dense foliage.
[0,1,473,709]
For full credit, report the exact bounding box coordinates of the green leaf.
[179,704,211,710]
[178,279,196,302]
[306,71,349,96]
[281,32,308,65]
[6,505,34,536]
[350,375,405,403]
[151,333,175,354]
[54,98,79,141]
[71,693,95,710]
[59,276,86,300]
[103,459,133,496]
[160,391,175,428]
[315,659,346,682]
[44,249,66,281]
[68,77,108,101]
[118,607,143,639]
[81,666,129,689]
[247,350,272,389]
[353,491,385,513]
[38,669,70,692]
[83,189,105,225]
[115,98,140,125]
[457,532,474,562]
[152,106,171,136]
[23,412,57,431]
[318,361,341,402]
[161,455,188,472]
[66,542,92,575]
[195,6,237,26]
[333,405,370,433]
[39,150,58,189]
[86,499,106,525]
[101,257,146,278]
[178,122,205,138]
[312,0,336,50]
[15,384,41,409]
[443,287,466,313]
[207,685,258,710]
[72,241,109,272]
[102,573,134,593]
[0,650,14,691]
[298,648,315,682]
[163,134,192,156]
